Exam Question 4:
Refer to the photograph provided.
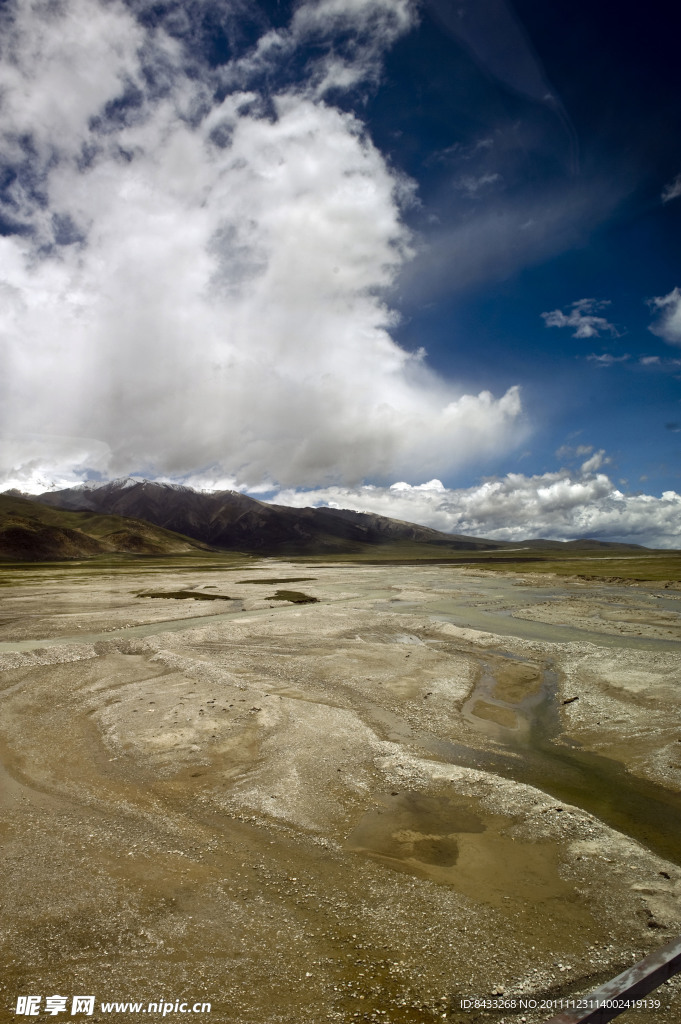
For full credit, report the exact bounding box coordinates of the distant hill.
[0,492,212,561]
[21,478,506,555]
[518,537,645,551]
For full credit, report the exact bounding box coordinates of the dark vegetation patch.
[237,577,316,584]
[104,530,167,554]
[266,590,318,604]
[136,590,234,600]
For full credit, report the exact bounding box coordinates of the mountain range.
[1,478,645,561]
[20,478,502,556]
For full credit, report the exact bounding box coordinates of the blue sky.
[1,0,680,544]
[378,0,681,493]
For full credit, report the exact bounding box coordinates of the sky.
[1,0,680,546]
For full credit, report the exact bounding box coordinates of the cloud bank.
[272,455,681,549]
[0,0,525,493]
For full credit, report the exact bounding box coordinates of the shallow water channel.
[369,647,681,868]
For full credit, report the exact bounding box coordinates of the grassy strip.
[296,547,681,583]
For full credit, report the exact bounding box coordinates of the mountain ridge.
[6,478,647,556]
[18,478,503,555]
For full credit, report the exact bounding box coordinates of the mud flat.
[1,560,681,1023]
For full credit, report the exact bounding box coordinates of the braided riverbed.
[1,559,680,1024]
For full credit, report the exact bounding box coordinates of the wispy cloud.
[229,0,418,100]
[648,287,681,347]
[424,0,556,107]
[555,444,593,460]
[541,298,621,339]
[639,355,681,370]
[402,177,627,304]
[586,353,630,366]
[454,172,502,196]
[661,173,681,204]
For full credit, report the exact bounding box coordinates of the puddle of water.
[460,655,550,744]
[348,791,483,868]
[347,789,578,912]
[470,700,518,729]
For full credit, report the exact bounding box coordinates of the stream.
[368,651,681,867]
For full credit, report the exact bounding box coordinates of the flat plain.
[1,556,681,1023]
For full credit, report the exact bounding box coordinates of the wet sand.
[1,560,680,1023]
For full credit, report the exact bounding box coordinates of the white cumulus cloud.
[271,457,681,548]
[0,0,525,494]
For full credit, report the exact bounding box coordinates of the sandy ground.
[0,560,680,1024]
